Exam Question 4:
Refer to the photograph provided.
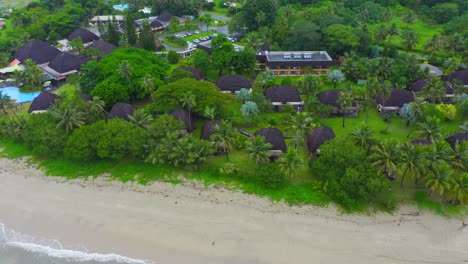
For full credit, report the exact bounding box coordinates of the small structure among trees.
[87,40,117,57]
[109,103,135,120]
[170,109,194,133]
[306,126,336,156]
[181,67,204,80]
[28,91,58,114]
[264,85,303,109]
[254,128,287,159]
[216,75,251,94]
[445,132,468,148]
[66,28,100,45]
[200,120,221,140]
[445,70,468,87]
[14,40,61,65]
[317,89,359,115]
[42,52,91,79]
[408,79,454,99]
[376,89,414,113]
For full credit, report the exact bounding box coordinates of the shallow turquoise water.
[0,87,40,103]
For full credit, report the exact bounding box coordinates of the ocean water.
[0,87,41,103]
[0,223,151,264]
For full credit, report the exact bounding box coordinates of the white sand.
[0,157,467,264]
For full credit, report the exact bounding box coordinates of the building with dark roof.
[216,75,251,94]
[376,89,414,113]
[181,67,203,80]
[14,40,61,64]
[67,28,100,44]
[445,133,468,148]
[157,11,172,22]
[317,89,360,113]
[28,91,58,113]
[445,70,468,87]
[170,109,194,133]
[254,128,287,159]
[408,79,454,98]
[87,40,117,57]
[200,120,221,140]
[306,126,336,155]
[40,52,91,80]
[419,64,442,77]
[109,103,135,120]
[257,51,333,76]
[264,85,303,106]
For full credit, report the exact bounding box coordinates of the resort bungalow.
[264,85,303,110]
[306,126,336,156]
[87,40,117,57]
[317,89,360,115]
[58,28,100,50]
[376,89,414,113]
[200,120,221,140]
[254,128,287,159]
[170,109,194,134]
[408,79,454,100]
[216,75,251,94]
[135,11,181,32]
[445,70,468,87]
[256,50,333,76]
[109,103,135,120]
[14,40,61,65]
[181,67,204,80]
[28,91,58,114]
[89,15,125,26]
[445,133,468,149]
[419,64,443,77]
[40,52,91,80]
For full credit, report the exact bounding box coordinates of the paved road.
[200,11,231,22]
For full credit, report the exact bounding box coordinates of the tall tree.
[349,125,375,152]
[370,139,401,178]
[398,143,425,186]
[328,69,345,88]
[180,91,196,132]
[125,14,137,45]
[139,21,156,51]
[0,91,12,115]
[337,88,354,128]
[278,148,302,177]
[424,163,452,197]
[444,57,459,81]
[211,121,236,161]
[417,116,443,142]
[422,76,445,103]
[49,107,85,135]
[246,135,272,165]
[401,30,418,51]
[118,60,133,84]
[285,112,314,149]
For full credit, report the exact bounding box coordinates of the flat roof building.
[257,51,333,76]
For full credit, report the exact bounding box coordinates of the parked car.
[194,30,200,34]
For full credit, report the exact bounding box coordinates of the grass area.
[0,102,31,121]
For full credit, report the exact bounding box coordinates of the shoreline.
[0,157,467,263]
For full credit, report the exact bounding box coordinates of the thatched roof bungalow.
[109,103,135,120]
[47,52,91,74]
[170,109,194,133]
[182,67,203,80]
[200,120,221,140]
[306,126,335,155]
[28,91,58,114]
[376,89,414,113]
[445,70,468,86]
[254,128,287,152]
[216,75,251,94]
[419,64,442,77]
[157,11,173,22]
[14,40,61,64]
[317,89,360,113]
[87,40,117,57]
[264,85,303,106]
[408,79,454,97]
[67,28,100,44]
[445,133,468,148]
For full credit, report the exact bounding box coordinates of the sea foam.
[0,223,151,264]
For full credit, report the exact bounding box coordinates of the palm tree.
[128,109,153,131]
[402,30,418,51]
[370,139,401,178]
[443,57,458,81]
[363,77,379,123]
[142,74,156,105]
[278,148,302,177]
[23,59,44,89]
[424,35,440,59]
[118,60,133,83]
[88,96,106,115]
[417,116,443,141]
[451,142,468,173]
[398,142,425,186]
[375,25,388,44]
[387,23,399,48]
[0,91,12,115]
[246,136,272,165]
[180,91,196,132]
[424,163,452,197]
[422,76,445,104]
[424,141,454,175]
[49,107,85,135]
[337,88,354,128]
[349,125,375,152]
[211,121,236,161]
[285,112,314,149]
[448,173,468,205]
[255,11,266,28]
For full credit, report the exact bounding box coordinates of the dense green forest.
[0,0,466,213]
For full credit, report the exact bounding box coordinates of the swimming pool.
[113,3,129,10]
[0,87,41,103]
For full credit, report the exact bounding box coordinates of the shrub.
[422,104,445,122]
[167,50,180,64]
[22,114,68,157]
[435,104,457,121]
[255,163,286,189]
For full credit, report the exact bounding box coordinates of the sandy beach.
[0,157,467,264]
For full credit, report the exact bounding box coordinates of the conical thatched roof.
[158,11,172,22]
[80,94,92,101]
[445,133,468,148]
[88,40,117,56]
[317,89,340,108]
[170,109,194,132]
[48,52,91,74]
[109,103,135,120]
[67,28,100,43]
[376,89,414,108]
[305,126,335,154]
[182,67,203,80]
[259,42,271,52]
[264,85,302,104]
[408,79,453,94]
[254,128,287,152]
[14,40,61,64]
[445,70,468,85]
[150,19,163,29]
[411,139,432,146]
[28,91,58,113]
[216,75,251,93]
[200,120,221,140]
